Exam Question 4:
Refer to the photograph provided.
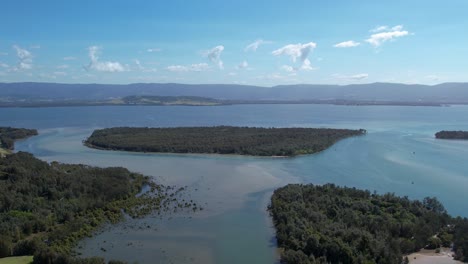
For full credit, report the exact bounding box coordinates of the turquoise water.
[2,104,468,263]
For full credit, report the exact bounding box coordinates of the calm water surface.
[2,104,468,263]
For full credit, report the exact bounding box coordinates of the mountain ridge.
[1,82,468,103]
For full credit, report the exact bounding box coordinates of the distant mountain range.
[1,82,468,104]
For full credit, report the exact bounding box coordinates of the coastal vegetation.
[435,131,468,140]
[0,129,198,263]
[269,184,468,263]
[0,127,38,152]
[85,126,366,157]
[120,95,222,106]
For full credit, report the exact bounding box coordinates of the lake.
[2,104,468,263]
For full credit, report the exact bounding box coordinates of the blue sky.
[1,0,467,86]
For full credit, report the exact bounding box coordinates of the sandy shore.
[408,248,462,264]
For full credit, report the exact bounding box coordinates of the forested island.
[435,131,468,140]
[84,126,366,157]
[269,184,468,264]
[0,129,197,264]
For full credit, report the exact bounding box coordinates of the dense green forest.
[269,184,468,264]
[0,127,197,263]
[0,152,167,263]
[0,127,38,150]
[435,130,468,140]
[85,126,366,157]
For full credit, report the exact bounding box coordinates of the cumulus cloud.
[85,46,125,72]
[204,45,224,69]
[147,48,161,53]
[166,63,210,72]
[0,62,9,68]
[334,40,360,48]
[366,25,410,47]
[245,39,271,52]
[236,60,248,70]
[370,26,388,33]
[12,45,33,70]
[273,42,317,71]
[333,73,369,81]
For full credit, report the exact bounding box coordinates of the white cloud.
[272,42,317,71]
[204,45,224,69]
[147,48,161,53]
[57,64,69,69]
[334,40,360,48]
[12,45,33,70]
[0,62,9,68]
[333,73,369,81]
[300,59,315,71]
[236,60,248,70]
[86,46,126,72]
[370,26,388,33]
[365,25,410,47]
[281,65,295,72]
[228,72,237,76]
[63,56,76,61]
[426,75,440,82]
[135,59,144,70]
[166,63,210,72]
[245,39,271,52]
[167,65,187,72]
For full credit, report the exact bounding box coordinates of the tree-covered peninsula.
[85,126,366,157]
[435,130,468,140]
[0,127,38,152]
[269,184,468,264]
[0,130,197,264]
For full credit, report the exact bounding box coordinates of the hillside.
[1,82,468,103]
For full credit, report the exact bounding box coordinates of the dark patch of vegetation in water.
[269,183,468,263]
[435,130,468,140]
[84,126,366,157]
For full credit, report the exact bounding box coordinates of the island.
[435,131,468,140]
[0,129,197,264]
[269,184,468,264]
[84,126,366,157]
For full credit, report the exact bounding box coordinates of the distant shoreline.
[0,99,451,108]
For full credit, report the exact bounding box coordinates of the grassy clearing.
[0,147,11,157]
[0,256,33,264]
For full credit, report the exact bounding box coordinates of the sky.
[0,0,467,86]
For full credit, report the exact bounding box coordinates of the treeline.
[0,151,163,263]
[0,127,38,150]
[435,130,468,140]
[269,184,468,264]
[122,95,222,105]
[85,126,366,157]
